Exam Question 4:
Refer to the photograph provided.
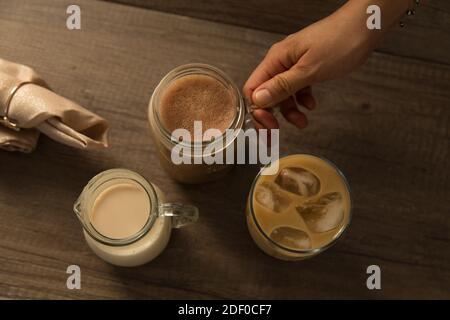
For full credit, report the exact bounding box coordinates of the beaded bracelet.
[400,0,420,27]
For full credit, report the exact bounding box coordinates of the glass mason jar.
[148,63,249,184]
[245,154,352,260]
[73,169,199,267]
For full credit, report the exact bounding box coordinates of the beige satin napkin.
[0,58,109,153]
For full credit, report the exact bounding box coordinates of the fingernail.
[254,89,272,107]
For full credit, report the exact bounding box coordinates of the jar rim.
[74,169,159,246]
[248,154,353,255]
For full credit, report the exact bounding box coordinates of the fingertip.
[303,94,317,110]
[296,92,316,110]
[252,88,273,109]
[296,111,308,128]
[252,109,279,130]
[280,105,308,129]
[251,111,265,130]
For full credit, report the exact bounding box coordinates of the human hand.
[243,0,396,130]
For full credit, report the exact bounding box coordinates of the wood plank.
[102,0,450,65]
[0,0,449,299]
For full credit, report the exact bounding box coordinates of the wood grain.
[102,0,450,65]
[0,0,449,299]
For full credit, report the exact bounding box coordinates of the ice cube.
[296,192,344,233]
[270,226,311,250]
[275,167,320,196]
[255,183,290,213]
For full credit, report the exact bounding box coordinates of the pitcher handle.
[158,203,199,228]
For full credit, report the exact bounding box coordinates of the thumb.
[252,65,312,109]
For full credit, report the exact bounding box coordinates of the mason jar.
[73,169,199,267]
[148,63,249,184]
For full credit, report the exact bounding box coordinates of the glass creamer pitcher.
[74,169,199,267]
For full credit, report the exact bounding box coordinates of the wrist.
[346,0,413,27]
[335,0,413,44]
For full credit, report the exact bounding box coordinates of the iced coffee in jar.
[74,169,199,267]
[246,154,352,260]
[148,63,247,184]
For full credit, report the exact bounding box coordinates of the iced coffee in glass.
[148,63,247,184]
[246,154,352,260]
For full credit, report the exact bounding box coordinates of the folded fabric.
[0,125,39,153]
[0,58,109,153]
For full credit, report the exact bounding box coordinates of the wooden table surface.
[0,0,449,299]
